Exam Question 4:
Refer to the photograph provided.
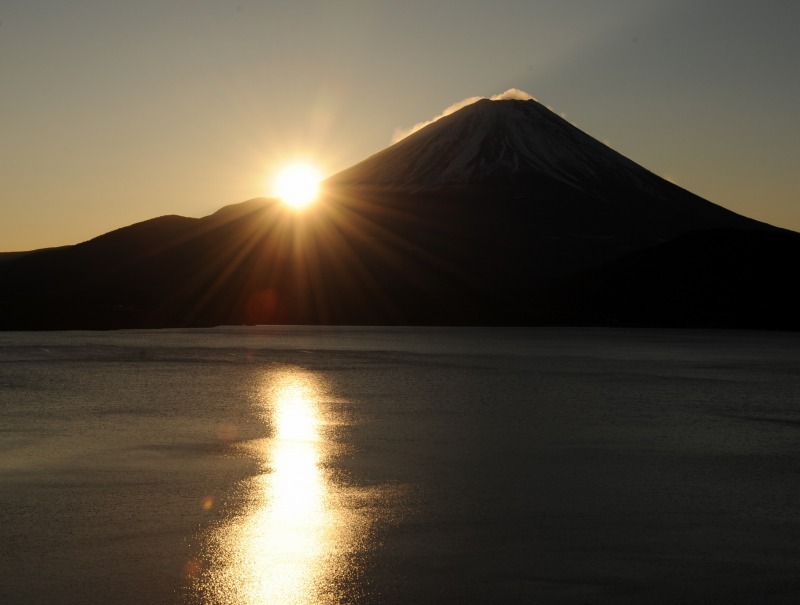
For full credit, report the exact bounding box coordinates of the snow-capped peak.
[328,98,660,195]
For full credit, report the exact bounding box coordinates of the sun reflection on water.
[195,368,352,605]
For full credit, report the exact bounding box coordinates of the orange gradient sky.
[1,0,798,251]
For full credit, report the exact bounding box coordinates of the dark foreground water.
[1,327,799,604]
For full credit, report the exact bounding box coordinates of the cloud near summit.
[392,88,536,143]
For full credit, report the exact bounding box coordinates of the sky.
[2,0,798,251]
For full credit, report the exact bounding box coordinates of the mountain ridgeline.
[1,98,798,329]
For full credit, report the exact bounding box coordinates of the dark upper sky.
[2,0,798,250]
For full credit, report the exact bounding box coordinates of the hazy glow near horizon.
[272,163,323,210]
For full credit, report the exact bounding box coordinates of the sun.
[272,163,323,209]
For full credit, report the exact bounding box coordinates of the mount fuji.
[329,97,763,239]
[333,97,689,193]
[323,96,780,287]
[1,95,798,329]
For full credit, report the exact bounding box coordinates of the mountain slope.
[0,197,495,328]
[328,98,762,233]
[331,98,663,191]
[562,228,800,329]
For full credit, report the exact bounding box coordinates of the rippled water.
[1,327,799,604]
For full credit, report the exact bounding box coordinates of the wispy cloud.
[490,88,536,102]
[392,88,536,143]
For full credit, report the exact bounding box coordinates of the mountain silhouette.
[1,98,798,329]
[327,98,781,277]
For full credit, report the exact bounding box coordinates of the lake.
[1,326,799,603]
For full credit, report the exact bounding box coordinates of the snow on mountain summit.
[328,97,660,194]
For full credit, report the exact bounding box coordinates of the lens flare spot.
[184,557,204,580]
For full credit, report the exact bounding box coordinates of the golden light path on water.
[196,368,359,604]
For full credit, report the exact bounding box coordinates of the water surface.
[1,327,799,603]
